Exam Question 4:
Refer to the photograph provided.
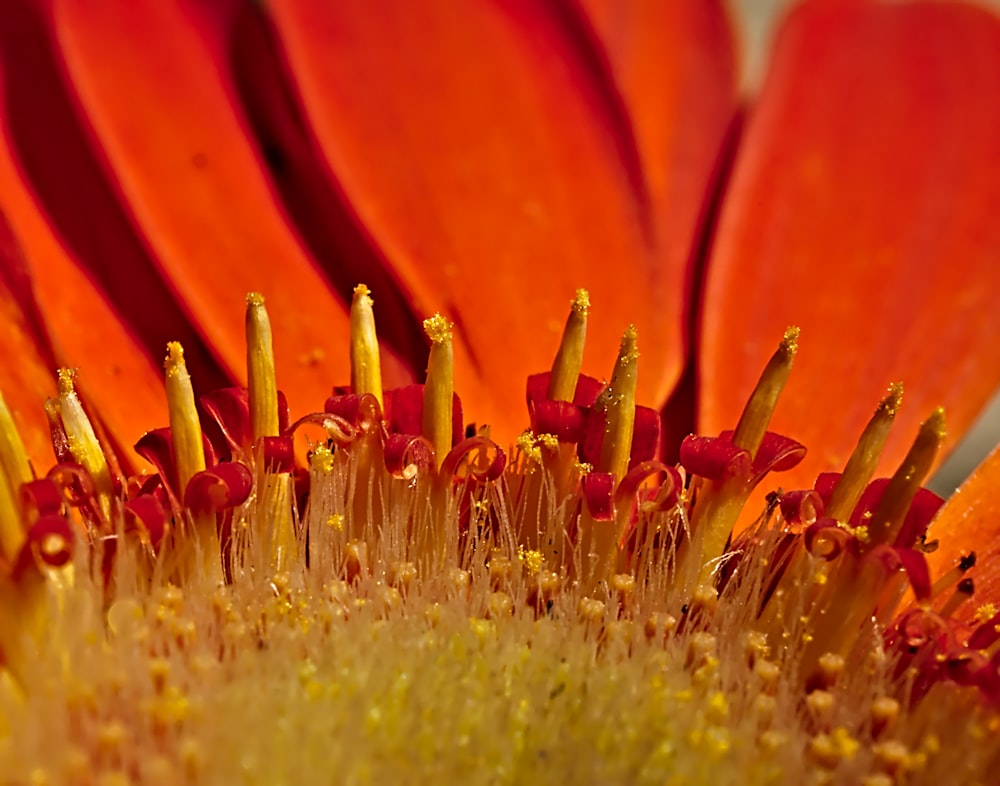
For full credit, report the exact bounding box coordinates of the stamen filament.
[826,383,903,522]
[678,329,797,591]
[930,552,975,599]
[350,284,384,408]
[422,314,454,469]
[246,293,279,442]
[164,344,206,493]
[732,326,799,456]
[864,408,946,550]
[596,325,638,483]
[57,370,113,521]
[939,577,974,619]
[582,326,638,589]
[547,289,589,402]
[0,390,32,490]
[0,391,30,561]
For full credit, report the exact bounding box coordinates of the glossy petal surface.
[927,445,1000,604]
[577,0,737,341]
[265,0,734,442]
[701,1,1000,488]
[0,48,165,467]
[47,0,410,419]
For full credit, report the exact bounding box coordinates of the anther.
[827,383,903,521]
[422,314,454,469]
[164,344,206,494]
[865,408,946,550]
[246,293,280,442]
[350,284,383,408]
[731,326,798,457]
[547,288,589,402]
[595,325,638,483]
[57,368,114,520]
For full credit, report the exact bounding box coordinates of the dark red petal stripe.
[262,0,735,443]
[44,0,413,421]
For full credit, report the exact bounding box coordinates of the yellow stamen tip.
[423,314,453,345]
[880,383,904,416]
[571,288,590,316]
[56,367,113,520]
[927,407,947,440]
[548,290,590,402]
[423,314,455,468]
[246,292,280,441]
[164,341,185,374]
[620,325,639,364]
[57,368,76,396]
[350,284,383,406]
[781,326,800,354]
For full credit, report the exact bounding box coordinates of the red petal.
[780,489,823,527]
[12,513,73,577]
[45,0,412,420]
[383,385,463,446]
[123,494,169,548]
[678,435,750,481]
[264,1,687,442]
[582,471,616,521]
[700,1,1000,488]
[184,462,253,514]
[927,444,1000,605]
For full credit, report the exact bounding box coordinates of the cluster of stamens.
[0,285,998,785]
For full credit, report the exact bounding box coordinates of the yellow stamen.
[827,383,903,522]
[0,390,30,561]
[165,343,222,583]
[596,325,638,483]
[0,389,32,490]
[677,330,797,591]
[164,344,207,493]
[246,292,279,442]
[57,369,113,521]
[350,284,383,408]
[258,473,297,573]
[547,289,589,402]
[582,326,638,588]
[422,314,454,469]
[864,407,946,550]
[731,326,799,457]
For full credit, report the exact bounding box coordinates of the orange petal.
[0,144,167,471]
[0,0,225,397]
[926,444,1000,605]
[700,1,1000,489]
[577,0,738,340]
[228,3,430,376]
[263,0,691,442]
[0,216,58,469]
[0,47,167,469]
[44,0,412,420]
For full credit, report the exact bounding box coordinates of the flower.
[0,0,999,784]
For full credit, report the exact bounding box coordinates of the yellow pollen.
[517,547,544,574]
[423,313,453,344]
[570,288,590,316]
